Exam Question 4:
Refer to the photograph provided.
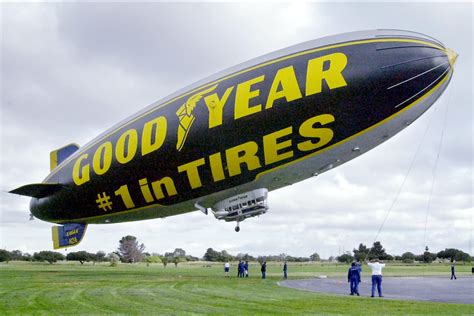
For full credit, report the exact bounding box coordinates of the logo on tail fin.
[176,84,218,151]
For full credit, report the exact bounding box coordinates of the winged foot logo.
[176,84,218,151]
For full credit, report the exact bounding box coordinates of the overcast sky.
[1,2,472,259]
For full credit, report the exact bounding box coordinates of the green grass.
[0,261,472,315]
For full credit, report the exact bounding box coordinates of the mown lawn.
[0,261,472,315]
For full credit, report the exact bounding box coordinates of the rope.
[422,78,453,258]
[363,100,437,262]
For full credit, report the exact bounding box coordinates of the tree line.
[1,236,471,265]
[336,242,472,264]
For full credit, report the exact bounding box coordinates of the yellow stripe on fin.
[50,143,80,171]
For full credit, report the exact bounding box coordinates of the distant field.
[0,261,472,315]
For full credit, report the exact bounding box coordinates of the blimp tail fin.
[52,223,88,250]
[9,183,64,198]
[50,143,80,171]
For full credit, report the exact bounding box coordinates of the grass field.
[1,261,473,315]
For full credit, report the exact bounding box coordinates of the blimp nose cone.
[446,48,458,68]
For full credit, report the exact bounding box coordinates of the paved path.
[279,276,474,304]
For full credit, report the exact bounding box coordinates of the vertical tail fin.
[52,223,88,249]
[50,144,80,171]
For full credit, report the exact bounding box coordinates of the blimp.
[10,29,457,249]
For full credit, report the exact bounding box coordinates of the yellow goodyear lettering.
[139,178,155,203]
[209,152,226,182]
[265,66,302,109]
[72,153,90,186]
[114,184,135,209]
[66,229,78,237]
[93,142,113,176]
[306,52,348,96]
[116,129,138,164]
[178,158,206,189]
[205,86,234,128]
[226,141,262,177]
[263,126,294,165]
[297,114,335,152]
[142,116,167,156]
[234,75,265,120]
[150,177,177,200]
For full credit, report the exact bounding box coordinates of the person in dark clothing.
[244,261,249,277]
[237,260,243,278]
[283,261,288,279]
[347,262,361,296]
[261,261,267,279]
[450,260,457,280]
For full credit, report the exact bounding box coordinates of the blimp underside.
[10,29,456,248]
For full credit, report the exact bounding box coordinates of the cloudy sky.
[1,2,472,259]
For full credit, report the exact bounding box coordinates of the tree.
[108,252,120,266]
[145,255,162,266]
[437,248,459,261]
[257,256,266,264]
[66,251,94,264]
[118,235,145,263]
[165,248,187,267]
[454,251,471,263]
[337,252,354,264]
[220,250,233,262]
[422,251,436,263]
[203,248,221,262]
[369,241,388,260]
[309,252,321,262]
[95,251,107,262]
[186,255,199,262]
[353,243,369,261]
[33,251,65,264]
[401,252,415,263]
[9,250,23,261]
[161,255,169,267]
[437,248,472,263]
[0,249,11,263]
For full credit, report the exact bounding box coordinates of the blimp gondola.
[10,29,457,249]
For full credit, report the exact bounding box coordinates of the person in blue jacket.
[348,262,361,296]
[237,260,243,278]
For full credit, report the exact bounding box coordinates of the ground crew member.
[347,262,361,295]
[224,261,230,277]
[450,260,457,280]
[237,260,244,278]
[261,261,267,279]
[367,259,385,297]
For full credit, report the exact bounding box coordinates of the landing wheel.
[235,222,240,232]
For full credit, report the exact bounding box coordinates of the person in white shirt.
[367,259,385,297]
[224,261,230,277]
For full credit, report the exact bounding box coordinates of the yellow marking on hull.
[256,69,452,180]
[44,38,446,181]
[53,69,451,225]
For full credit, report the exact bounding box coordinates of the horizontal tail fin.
[52,223,88,250]
[9,183,64,198]
[50,143,79,171]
